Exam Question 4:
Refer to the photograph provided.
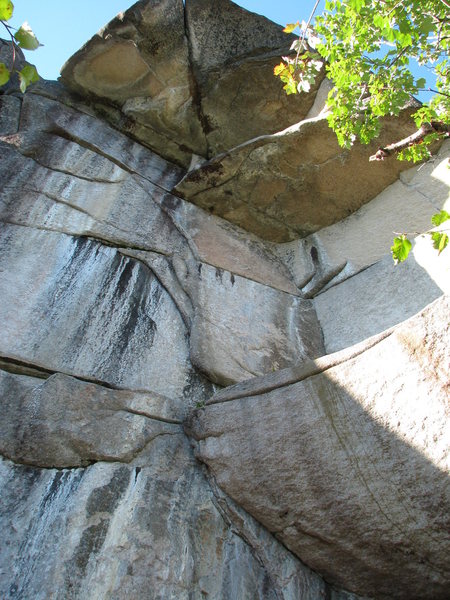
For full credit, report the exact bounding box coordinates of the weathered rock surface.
[60,0,207,166]
[314,245,450,353]
[0,370,181,468]
[0,420,363,600]
[184,0,324,156]
[180,260,324,385]
[0,1,449,598]
[60,0,324,166]
[187,296,450,599]
[1,90,299,296]
[1,90,322,391]
[276,141,449,296]
[174,111,421,242]
[0,223,202,400]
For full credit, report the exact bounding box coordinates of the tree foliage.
[0,0,40,92]
[275,0,449,159]
[275,0,449,262]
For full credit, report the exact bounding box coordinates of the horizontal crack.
[0,430,185,471]
[121,407,182,426]
[48,124,180,195]
[206,327,395,407]
[0,355,174,396]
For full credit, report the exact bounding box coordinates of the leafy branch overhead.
[274,0,449,163]
[0,0,40,92]
[275,0,449,263]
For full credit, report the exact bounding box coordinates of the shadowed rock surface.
[0,0,449,598]
[175,110,421,242]
[187,296,450,599]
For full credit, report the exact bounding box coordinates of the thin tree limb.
[369,122,450,161]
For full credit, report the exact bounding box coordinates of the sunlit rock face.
[0,0,449,599]
[60,0,324,167]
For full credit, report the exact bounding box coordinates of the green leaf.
[349,0,364,10]
[18,64,39,93]
[391,234,412,264]
[416,77,426,90]
[283,22,298,34]
[0,0,14,21]
[14,22,41,50]
[431,210,450,227]
[0,62,10,86]
[431,232,449,254]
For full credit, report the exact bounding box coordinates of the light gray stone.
[314,242,450,353]
[400,139,450,209]
[0,223,206,401]
[0,139,188,257]
[174,111,422,242]
[19,92,184,187]
[177,260,324,386]
[162,193,300,294]
[2,92,300,298]
[187,296,450,599]
[0,2,447,597]
[0,435,350,599]
[298,144,450,296]
[0,370,181,468]
[0,95,21,135]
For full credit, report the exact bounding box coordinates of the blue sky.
[4,0,433,101]
[6,1,321,80]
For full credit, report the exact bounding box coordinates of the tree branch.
[369,122,450,161]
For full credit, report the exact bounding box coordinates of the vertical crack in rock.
[183,1,212,158]
[207,474,284,600]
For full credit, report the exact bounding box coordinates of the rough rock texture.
[0,371,181,468]
[182,260,324,385]
[276,141,450,296]
[60,0,324,166]
[0,80,340,598]
[175,111,420,242]
[187,296,450,600]
[2,438,345,600]
[0,1,449,599]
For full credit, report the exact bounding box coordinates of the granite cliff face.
[0,1,449,599]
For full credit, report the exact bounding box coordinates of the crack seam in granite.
[182,2,211,157]
[206,473,284,600]
[301,262,348,298]
[0,430,184,471]
[313,260,381,297]
[0,357,181,414]
[1,136,125,185]
[46,125,180,195]
[206,328,395,406]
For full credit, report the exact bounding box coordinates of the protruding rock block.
[175,111,421,242]
[0,371,181,468]
[187,296,450,599]
[61,0,325,166]
[180,261,324,385]
[61,0,207,166]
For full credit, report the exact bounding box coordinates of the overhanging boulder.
[175,109,421,242]
[60,0,325,167]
